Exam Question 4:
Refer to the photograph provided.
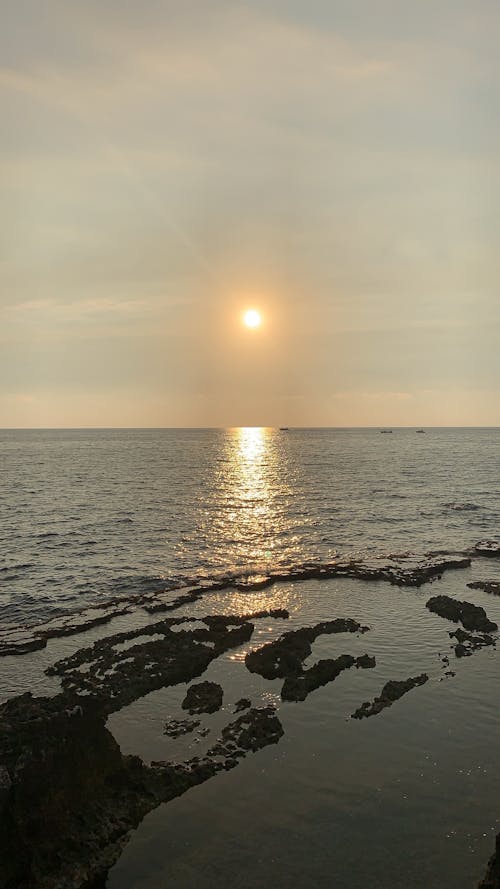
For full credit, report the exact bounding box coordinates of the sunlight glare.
[243,309,262,329]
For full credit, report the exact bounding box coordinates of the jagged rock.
[47,614,256,715]
[245,618,368,681]
[351,674,429,719]
[164,718,200,738]
[281,655,349,701]
[356,654,376,669]
[479,833,500,887]
[234,698,251,713]
[468,580,500,596]
[182,681,223,715]
[449,627,496,658]
[0,693,284,889]
[426,595,497,633]
[475,541,500,558]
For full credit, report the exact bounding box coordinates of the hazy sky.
[2,0,500,426]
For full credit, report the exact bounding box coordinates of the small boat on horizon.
[279,427,290,431]
[416,429,425,433]
[380,430,393,434]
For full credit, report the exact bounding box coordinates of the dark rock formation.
[182,681,223,714]
[281,653,375,702]
[0,602,133,656]
[426,595,497,633]
[245,619,374,702]
[479,833,500,888]
[47,614,256,715]
[205,706,284,759]
[234,698,251,713]
[475,541,500,558]
[351,674,429,719]
[164,718,200,738]
[0,692,283,889]
[468,580,500,596]
[245,618,368,681]
[449,627,496,658]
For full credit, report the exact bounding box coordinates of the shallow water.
[1,427,500,628]
[105,567,500,889]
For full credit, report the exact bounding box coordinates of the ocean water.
[1,427,499,888]
[1,427,499,629]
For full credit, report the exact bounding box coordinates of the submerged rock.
[468,580,500,596]
[234,697,252,713]
[426,595,497,633]
[182,681,223,714]
[475,541,500,558]
[351,674,429,719]
[164,717,200,738]
[449,627,496,658]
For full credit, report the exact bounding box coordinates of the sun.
[243,308,262,329]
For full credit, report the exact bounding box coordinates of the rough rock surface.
[245,619,369,681]
[468,580,500,596]
[234,698,252,713]
[0,552,471,656]
[281,653,375,702]
[475,541,500,558]
[351,674,429,719]
[163,718,200,738]
[426,595,497,633]
[0,692,283,889]
[449,627,496,658]
[47,614,258,715]
[182,681,223,714]
[479,834,500,888]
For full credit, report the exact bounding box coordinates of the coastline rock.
[245,618,368,681]
[449,627,496,658]
[234,698,251,713]
[47,614,256,715]
[426,595,497,633]
[351,674,429,719]
[479,833,500,888]
[467,580,500,596]
[281,653,375,702]
[182,681,223,714]
[0,692,284,889]
[164,718,200,738]
[475,541,500,558]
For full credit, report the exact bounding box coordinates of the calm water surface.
[1,427,499,627]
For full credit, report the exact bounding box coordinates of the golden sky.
[1,1,500,426]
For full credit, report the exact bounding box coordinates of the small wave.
[444,502,481,512]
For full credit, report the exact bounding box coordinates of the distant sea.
[1,427,499,629]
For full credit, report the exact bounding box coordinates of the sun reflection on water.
[176,426,313,580]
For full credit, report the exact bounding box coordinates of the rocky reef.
[245,618,369,681]
[426,595,498,634]
[47,613,261,715]
[281,653,376,702]
[244,618,374,702]
[468,580,500,596]
[0,691,283,889]
[351,674,429,719]
[182,681,223,714]
[479,834,500,888]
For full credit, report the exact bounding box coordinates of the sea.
[1,426,499,628]
[1,427,499,889]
